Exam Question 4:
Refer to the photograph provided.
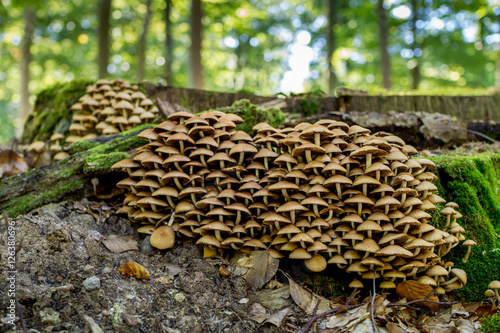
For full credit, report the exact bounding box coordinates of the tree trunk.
[165,0,173,84]
[137,0,152,82]
[326,0,337,96]
[19,7,36,136]
[411,0,420,90]
[98,0,112,79]
[377,0,391,90]
[190,0,203,89]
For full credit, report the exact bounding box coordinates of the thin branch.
[370,274,378,333]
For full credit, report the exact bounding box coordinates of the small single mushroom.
[488,280,500,305]
[150,225,175,249]
[484,289,497,305]
[462,239,477,263]
[304,254,327,272]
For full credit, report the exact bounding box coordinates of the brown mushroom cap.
[150,226,175,249]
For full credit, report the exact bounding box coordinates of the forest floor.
[0,199,492,333]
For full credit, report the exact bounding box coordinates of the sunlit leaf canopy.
[0,0,499,142]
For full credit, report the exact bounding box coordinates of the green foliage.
[300,98,319,117]
[481,312,500,333]
[203,99,285,135]
[84,152,129,173]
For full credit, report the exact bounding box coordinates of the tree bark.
[137,0,152,82]
[190,0,203,89]
[411,0,420,90]
[165,0,173,84]
[326,0,337,96]
[98,0,112,79]
[19,7,36,135]
[377,0,391,90]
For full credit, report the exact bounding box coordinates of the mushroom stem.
[336,183,342,199]
[290,210,296,224]
[305,150,313,163]
[366,153,372,170]
[463,245,473,263]
[314,133,320,146]
[173,178,184,190]
[179,141,185,154]
[445,215,451,229]
[281,189,290,201]
[238,153,245,166]
[215,230,223,242]
[495,289,500,305]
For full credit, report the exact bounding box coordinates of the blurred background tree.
[0,0,499,141]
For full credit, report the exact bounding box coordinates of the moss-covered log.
[0,126,150,217]
[21,80,92,144]
[426,152,500,301]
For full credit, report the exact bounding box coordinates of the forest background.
[1,0,500,142]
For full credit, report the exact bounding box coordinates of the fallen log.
[0,126,149,217]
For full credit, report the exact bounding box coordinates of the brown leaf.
[473,305,499,318]
[117,262,150,280]
[264,307,290,327]
[286,274,331,315]
[102,235,138,253]
[249,303,268,323]
[386,322,406,333]
[0,150,28,179]
[396,280,439,311]
[243,251,279,290]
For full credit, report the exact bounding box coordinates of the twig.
[300,291,364,333]
[370,274,378,333]
[387,289,457,308]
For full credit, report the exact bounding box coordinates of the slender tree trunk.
[496,15,500,90]
[326,0,337,96]
[137,0,152,82]
[19,7,36,135]
[165,0,173,84]
[190,0,203,89]
[98,0,112,79]
[411,0,420,90]
[378,0,391,90]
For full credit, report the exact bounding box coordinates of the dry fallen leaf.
[264,307,290,327]
[249,303,268,323]
[473,305,499,318]
[0,150,28,179]
[117,262,150,280]
[242,251,279,290]
[386,322,406,333]
[286,273,331,315]
[102,235,138,253]
[396,280,439,311]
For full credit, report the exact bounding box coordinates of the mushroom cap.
[462,239,477,247]
[304,254,327,272]
[375,245,413,258]
[488,280,500,290]
[150,226,175,249]
[27,141,46,152]
[485,289,496,297]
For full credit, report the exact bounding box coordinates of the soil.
[0,201,305,333]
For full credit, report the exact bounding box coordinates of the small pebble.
[239,298,249,304]
[102,266,113,274]
[102,310,110,317]
[83,276,101,291]
[83,265,95,274]
[140,236,153,255]
[122,313,139,326]
[174,293,186,303]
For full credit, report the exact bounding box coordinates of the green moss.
[4,180,82,217]
[420,153,500,301]
[199,99,285,135]
[21,80,92,144]
[84,152,129,173]
[300,98,319,117]
[481,312,500,333]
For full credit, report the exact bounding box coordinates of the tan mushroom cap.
[304,254,327,272]
[150,226,175,249]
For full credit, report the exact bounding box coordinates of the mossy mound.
[200,99,285,135]
[21,80,92,144]
[426,152,500,301]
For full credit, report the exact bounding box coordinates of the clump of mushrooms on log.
[48,79,159,162]
[112,110,474,295]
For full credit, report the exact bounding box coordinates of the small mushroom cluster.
[49,79,159,162]
[113,110,472,293]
